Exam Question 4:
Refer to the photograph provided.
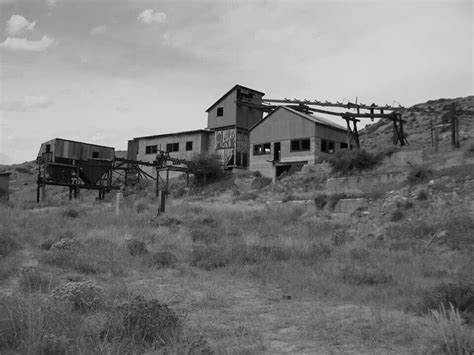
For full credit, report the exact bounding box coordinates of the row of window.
[145,141,193,155]
[252,139,352,156]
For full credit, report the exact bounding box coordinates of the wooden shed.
[0,172,11,201]
[37,138,115,163]
[249,106,348,179]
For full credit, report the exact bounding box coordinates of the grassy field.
[0,164,473,354]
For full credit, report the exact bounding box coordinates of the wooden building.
[37,138,115,163]
[206,85,264,167]
[249,106,348,179]
[0,172,11,202]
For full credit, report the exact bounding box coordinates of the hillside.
[361,96,474,153]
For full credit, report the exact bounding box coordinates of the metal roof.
[250,106,347,132]
[205,84,265,112]
[132,129,213,141]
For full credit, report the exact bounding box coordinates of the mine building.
[249,106,348,179]
[0,172,11,202]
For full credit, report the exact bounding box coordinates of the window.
[45,144,51,153]
[217,107,224,117]
[321,139,335,154]
[253,143,271,156]
[340,142,349,149]
[290,139,311,152]
[92,151,99,158]
[186,141,193,151]
[242,153,248,167]
[145,145,158,154]
[166,143,179,152]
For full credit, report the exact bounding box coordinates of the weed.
[430,304,472,354]
[407,166,433,185]
[134,199,149,213]
[190,246,229,270]
[146,251,178,268]
[341,264,393,285]
[125,239,147,256]
[391,209,404,222]
[18,267,57,293]
[51,237,82,251]
[104,295,180,346]
[39,238,55,250]
[0,233,19,257]
[314,194,328,210]
[52,281,104,313]
[327,193,348,210]
[419,281,474,318]
[62,208,79,218]
[190,228,221,245]
[233,191,258,202]
[417,189,429,201]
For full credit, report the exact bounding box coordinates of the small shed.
[0,172,11,201]
[37,138,115,163]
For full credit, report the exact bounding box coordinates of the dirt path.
[125,268,432,354]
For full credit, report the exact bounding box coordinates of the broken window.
[217,107,224,117]
[321,139,335,154]
[45,144,51,153]
[263,143,271,154]
[340,142,349,149]
[242,152,248,167]
[166,143,179,152]
[145,145,158,154]
[92,151,99,158]
[254,143,270,156]
[186,141,193,151]
[291,139,311,152]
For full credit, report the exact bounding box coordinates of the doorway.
[273,142,281,161]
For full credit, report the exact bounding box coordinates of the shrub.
[430,304,472,354]
[407,166,433,185]
[51,238,82,251]
[18,267,57,293]
[147,251,177,268]
[417,189,429,201]
[190,228,220,245]
[0,233,19,257]
[153,215,182,227]
[104,296,180,346]
[314,194,328,210]
[190,153,224,183]
[233,191,258,202]
[62,208,79,218]
[329,149,381,175]
[391,209,404,222]
[134,199,149,213]
[327,193,347,210]
[125,239,147,256]
[190,246,229,270]
[39,239,55,250]
[419,282,474,317]
[341,264,393,285]
[52,281,104,313]
[349,248,370,261]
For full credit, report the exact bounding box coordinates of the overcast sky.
[0,0,472,164]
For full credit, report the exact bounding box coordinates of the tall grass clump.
[407,166,433,185]
[18,267,57,293]
[190,153,225,183]
[430,304,472,354]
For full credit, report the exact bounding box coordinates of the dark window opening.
[186,141,193,151]
[291,139,311,152]
[92,151,99,158]
[217,107,224,117]
[236,152,242,166]
[321,139,335,154]
[253,143,271,156]
[166,143,179,152]
[242,153,248,167]
[340,142,349,149]
[45,144,51,153]
[145,145,158,154]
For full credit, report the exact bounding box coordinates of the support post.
[155,168,159,197]
[116,192,122,215]
[69,187,73,200]
[160,191,166,214]
[434,128,439,152]
[398,114,405,146]
[41,181,46,202]
[352,119,360,149]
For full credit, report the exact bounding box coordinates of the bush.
[51,238,82,251]
[329,149,381,175]
[314,194,328,210]
[341,264,393,285]
[190,228,220,245]
[0,233,19,257]
[134,199,149,213]
[233,191,258,202]
[190,246,229,270]
[407,166,433,185]
[62,208,79,218]
[104,296,180,346]
[39,239,55,250]
[391,208,404,222]
[125,239,147,256]
[327,193,348,210]
[419,282,474,318]
[190,153,224,183]
[147,251,177,268]
[18,267,57,293]
[52,281,104,313]
[430,304,472,354]
[417,189,429,201]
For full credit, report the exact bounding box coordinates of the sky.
[0,0,472,164]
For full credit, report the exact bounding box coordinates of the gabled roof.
[250,106,347,132]
[205,84,265,112]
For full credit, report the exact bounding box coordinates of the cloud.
[1,96,53,111]
[0,35,56,51]
[46,0,57,8]
[137,9,166,24]
[6,15,36,36]
[90,25,107,35]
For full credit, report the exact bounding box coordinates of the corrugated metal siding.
[39,139,114,161]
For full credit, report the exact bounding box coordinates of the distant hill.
[361,96,474,152]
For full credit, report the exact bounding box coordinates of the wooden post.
[434,128,439,152]
[116,192,122,215]
[345,118,352,149]
[398,114,405,146]
[69,187,73,200]
[36,184,40,203]
[155,168,159,197]
[160,191,166,213]
[41,181,46,202]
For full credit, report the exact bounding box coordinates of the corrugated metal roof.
[250,106,347,132]
[132,129,213,141]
